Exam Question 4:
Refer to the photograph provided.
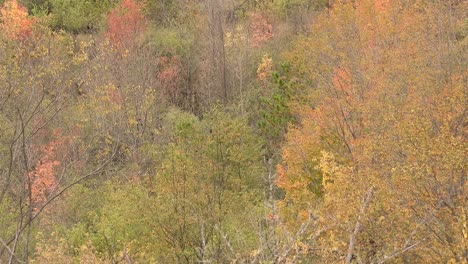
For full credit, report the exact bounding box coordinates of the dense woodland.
[0,0,466,263]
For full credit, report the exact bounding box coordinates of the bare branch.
[345,187,374,264]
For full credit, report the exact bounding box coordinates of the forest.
[0,0,466,263]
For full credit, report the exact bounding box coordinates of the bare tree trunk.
[345,187,374,264]
[205,0,228,103]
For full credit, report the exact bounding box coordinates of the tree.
[276,0,467,262]
[0,14,115,262]
[48,0,113,33]
[152,107,264,262]
[106,0,147,48]
[0,0,33,40]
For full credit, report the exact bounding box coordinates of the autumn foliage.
[0,0,33,40]
[106,0,147,47]
[250,12,273,47]
[276,0,467,262]
[157,55,182,102]
[28,130,64,208]
[0,0,466,262]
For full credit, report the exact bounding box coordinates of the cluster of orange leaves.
[106,0,147,48]
[157,55,182,96]
[250,12,273,48]
[373,0,391,13]
[327,0,392,126]
[0,0,33,41]
[28,129,68,210]
[276,0,395,224]
[256,54,273,82]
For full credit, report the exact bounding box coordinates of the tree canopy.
[0,0,466,263]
